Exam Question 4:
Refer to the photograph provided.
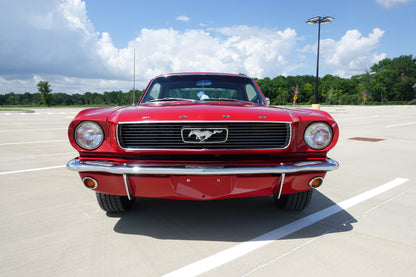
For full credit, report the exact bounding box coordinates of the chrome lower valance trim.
[67,158,339,176]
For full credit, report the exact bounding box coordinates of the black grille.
[117,122,291,150]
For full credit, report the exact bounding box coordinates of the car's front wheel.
[274,190,313,211]
[96,192,135,212]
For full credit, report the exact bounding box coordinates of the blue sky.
[0,0,415,94]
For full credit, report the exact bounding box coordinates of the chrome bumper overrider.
[66,158,339,175]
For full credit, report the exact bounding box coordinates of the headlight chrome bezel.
[304,122,333,150]
[74,121,104,150]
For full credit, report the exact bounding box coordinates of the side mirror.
[265,97,270,105]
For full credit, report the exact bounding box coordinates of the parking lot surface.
[1,106,415,276]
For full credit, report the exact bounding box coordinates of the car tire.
[274,190,313,211]
[96,192,135,212]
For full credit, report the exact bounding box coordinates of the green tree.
[369,55,416,103]
[255,77,274,99]
[37,81,53,107]
[300,83,314,103]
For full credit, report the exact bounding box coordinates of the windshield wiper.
[148,98,197,103]
[201,98,255,105]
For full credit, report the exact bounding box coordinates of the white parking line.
[0,112,77,116]
[242,183,416,277]
[162,178,408,277]
[386,121,416,128]
[0,165,66,175]
[0,128,67,132]
[336,115,380,121]
[0,140,67,146]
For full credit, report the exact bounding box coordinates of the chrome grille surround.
[117,121,291,150]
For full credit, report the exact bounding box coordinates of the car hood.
[106,103,333,123]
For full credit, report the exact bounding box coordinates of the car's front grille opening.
[118,122,291,150]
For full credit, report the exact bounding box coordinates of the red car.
[67,73,339,212]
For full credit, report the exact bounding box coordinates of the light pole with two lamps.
[306,16,334,109]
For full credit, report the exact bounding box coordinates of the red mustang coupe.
[67,73,339,212]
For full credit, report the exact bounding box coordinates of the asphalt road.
[1,106,415,276]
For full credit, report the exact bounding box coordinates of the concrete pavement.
[0,106,415,276]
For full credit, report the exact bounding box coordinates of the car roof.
[153,72,252,79]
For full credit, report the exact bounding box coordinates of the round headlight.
[74,121,104,150]
[304,122,333,150]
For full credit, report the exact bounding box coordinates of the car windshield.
[140,75,266,105]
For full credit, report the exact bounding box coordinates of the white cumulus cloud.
[95,25,299,82]
[0,0,388,94]
[323,28,387,77]
[376,0,410,8]
[176,15,190,22]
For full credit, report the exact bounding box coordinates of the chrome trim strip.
[67,158,339,176]
[277,172,285,199]
[123,174,132,200]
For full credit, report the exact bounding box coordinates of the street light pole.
[315,21,321,105]
[132,48,136,106]
[306,16,334,109]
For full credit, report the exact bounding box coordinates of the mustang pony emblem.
[188,129,224,142]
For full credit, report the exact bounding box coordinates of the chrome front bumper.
[66,158,339,176]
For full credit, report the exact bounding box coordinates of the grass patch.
[0,108,35,112]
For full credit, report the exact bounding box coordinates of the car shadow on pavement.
[111,190,356,242]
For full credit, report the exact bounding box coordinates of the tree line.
[0,89,143,107]
[256,55,416,105]
[1,55,415,106]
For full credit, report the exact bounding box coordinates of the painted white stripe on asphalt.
[386,121,416,128]
[0,140,67,146]
[0,112,76,116]
[162,178,408,277]
[337,115,380,121]
[0,128,67,132]
[0,165,66,175]
[242,183,416,277]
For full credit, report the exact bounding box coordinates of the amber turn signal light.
[83,177,98,189]
[308,177,323,189]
